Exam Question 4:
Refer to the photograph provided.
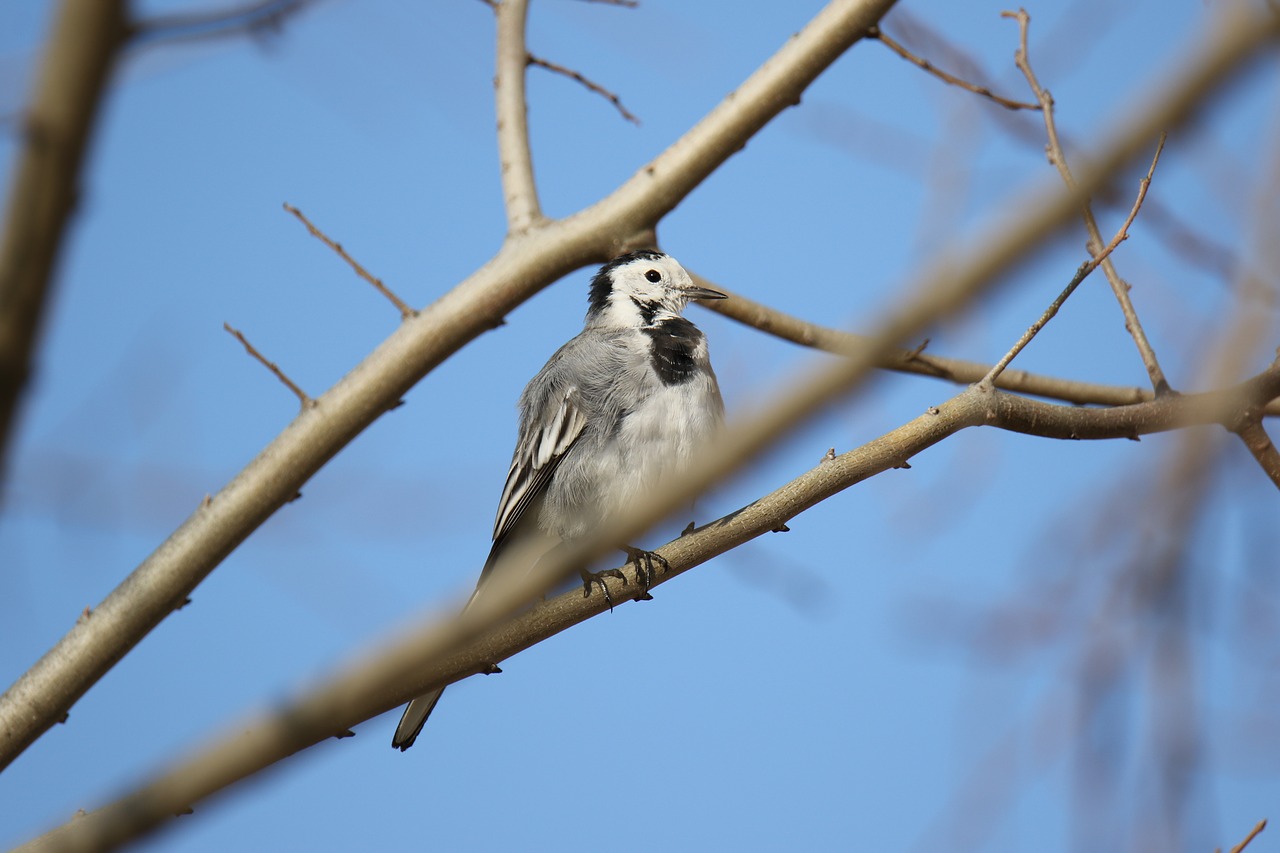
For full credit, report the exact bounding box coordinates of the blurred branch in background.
[0,0,126,498]
[126,0,320,50]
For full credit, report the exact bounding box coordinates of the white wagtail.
[392,249,726,751]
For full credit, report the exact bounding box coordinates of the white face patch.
[595,254,695,329]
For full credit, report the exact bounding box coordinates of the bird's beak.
[684,284,728,301]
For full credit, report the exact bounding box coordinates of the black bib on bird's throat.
[642,317,701,386]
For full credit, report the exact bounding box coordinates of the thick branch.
[579,0,897,240]
[698,280,1149,405]
[18,358,1280,852]
[0,0,903,773]
[3,0,1275,783]
[495,0,543,232]
[0,0,127,493]
[698,279,1280,415]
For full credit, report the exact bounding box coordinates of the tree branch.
[0,0,127,494]
[222,323,314,409]
[1005,8,1173,395]
[2,0,1275,789]
[528,52,640,125]
[18,356,1280,852]
[696,278,1154,406]
[0,0,905,774]
[979,134,1164,389]
[127,0,316,48]
[283,203,416,319]
[869,24,1041,111]
[495,0,543,233]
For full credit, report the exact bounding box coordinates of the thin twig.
[282,203,415,319]
[1004,8,1173,395]
[128,0,315,47]
[870,25,1041,111]
[529,53,641,125]
[978,137,1164,389]
[222,322,314,408]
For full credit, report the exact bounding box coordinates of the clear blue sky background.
[2,1,1278,851]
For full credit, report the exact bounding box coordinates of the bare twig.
[0,0,127,494]
[1229,819,1268,853]
[1004,8,1173,395]
[870,25,1041,111]
[223,322,314,409]
[128,0,316,48]
[529,53,641,125]
[282,203,416,319]
[979,136,1164,389]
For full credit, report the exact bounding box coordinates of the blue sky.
[2,1,1279,851]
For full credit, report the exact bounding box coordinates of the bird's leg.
[579,565,627,610]
[621,545,670,598]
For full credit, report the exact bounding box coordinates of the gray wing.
[480,384,587,583]
[393,386,587,751]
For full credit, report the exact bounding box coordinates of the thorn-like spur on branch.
[283,204,416,319]
[979,135,1165,389]
[528,53,641,125]
[869,24,1041,111]
[222,322,314,409]
[1229,819,1268,853]
[1231,413,1280,490]
[1003,7,1172,396]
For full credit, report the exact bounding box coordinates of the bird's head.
[586,250,726,329]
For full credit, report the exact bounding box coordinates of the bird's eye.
[645,269,662,283]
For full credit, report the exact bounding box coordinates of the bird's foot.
[622,546,669,598]
[580,566,627,611]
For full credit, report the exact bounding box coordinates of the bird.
[392,249,726,751]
